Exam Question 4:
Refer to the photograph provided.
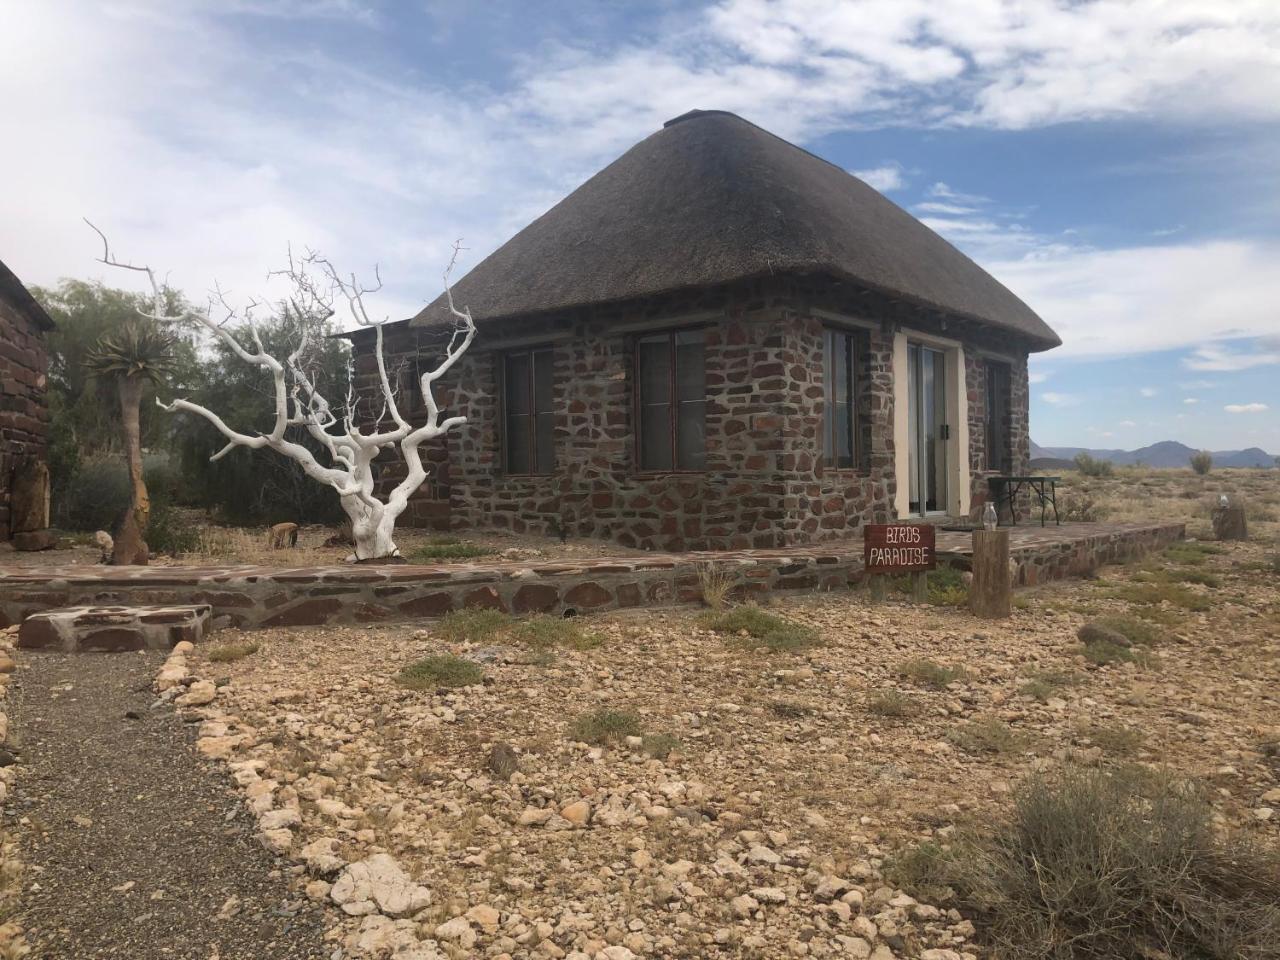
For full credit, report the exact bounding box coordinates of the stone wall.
[349,276,1038,551]
[0,522,1186,631]
[0,292,50,541]
[965,350,1032,522]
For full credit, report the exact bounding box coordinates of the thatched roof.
[413,110,1059,350]
[0,258,53,331]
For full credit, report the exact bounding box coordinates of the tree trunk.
[344,497,402,561]
[118,375,150,534]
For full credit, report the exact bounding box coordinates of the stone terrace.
[0,522,1182,633]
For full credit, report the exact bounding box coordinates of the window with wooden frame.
[823,328,859,469]
[502,347,555,474]
[984,361,1012,473]
[636,329,706,472]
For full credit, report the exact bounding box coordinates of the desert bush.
[1077,721,1144,757]
[700,605,820,652]
[896,565,968,605]
[54,456,132,531]
[1189,450,1213,475]
[897,658,968,689]
[146,501,201,555]
[207,640,259,663]
[946,717,1024,755]
[511,615,603,651]
[1018,668,1083,702]
[570,709,643,744]
[1080,615,1163,647]
[1059,491,1108,523]
[768,699,813,718]
[890,766,1280,959]
[696,562,735,610]
[1104,581,1211,611]
[433,609,514,643]
[1073,452,1115,477]
[396,654,484,690]
[640,733,681,759]
[866,688,917,718]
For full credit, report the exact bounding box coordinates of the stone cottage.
[0,259,54,549]
[349,110,1060,550]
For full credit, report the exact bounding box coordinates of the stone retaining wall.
[0,523,1184,632]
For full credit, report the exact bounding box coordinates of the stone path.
[10,649,331,959]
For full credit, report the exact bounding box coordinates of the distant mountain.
[1030,440,1276,469]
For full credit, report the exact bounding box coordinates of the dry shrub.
[207,640,259,663]
[396,654,484,690]
[890,766,1280,959]
[696,562,735,610]
[700,605,820,652]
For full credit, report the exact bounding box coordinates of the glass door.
[907,344,949,516]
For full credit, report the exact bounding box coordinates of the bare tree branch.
[89,224,476,560]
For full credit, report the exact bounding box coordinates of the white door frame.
[892,329,970,519]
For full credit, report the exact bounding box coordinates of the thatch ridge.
[413,110,1059,350]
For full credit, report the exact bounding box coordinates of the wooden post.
[911,571,929,603]
[969,529,1011,619]
[869,575,888,603]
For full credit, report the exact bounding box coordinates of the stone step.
[18,604,213,653]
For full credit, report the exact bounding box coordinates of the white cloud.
[1118,420,1137,428]
[1040,392,1079,407]
[1185,339,1280,371]
[1178,379,1217,389]
[1183,398,1199,405]
[850,164,905,191]
[1028,371,1049,385]
[987,243,1280,358]
[1225,402,1269,414]
[1140,387,1159,397]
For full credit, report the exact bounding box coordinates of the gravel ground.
[9,649,331,959]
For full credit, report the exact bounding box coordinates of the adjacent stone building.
[0,259,54,547]
[349,110,1059,550]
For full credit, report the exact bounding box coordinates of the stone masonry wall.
[966,351,1032,523]
[349,276,1039,550]
[0,294,50,541]
[0,522,1185,632]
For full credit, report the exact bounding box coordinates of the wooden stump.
[969,529,1012,619]
[1211,504,1248,541]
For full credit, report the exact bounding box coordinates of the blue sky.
[1,0,1277,451]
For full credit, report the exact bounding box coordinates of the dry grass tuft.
[207,641,259,663]
[700,605,821,652]
[889,766,1280,960]
[396,654,484,690]
[696,562,736,610]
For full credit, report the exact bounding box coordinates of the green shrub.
[433,609,514,643]
[396,654,484,690]
[1018,668,1083,702]
[1189,450,1213,475]
[512,615,603,651]
[699,605,820,652]
[1104,581,1211,611]
[570,709,643,744]
[146,500,201,555]
[891,767,1280,959]
[1164,542,1223,565]
[897,658,968,689]
[55,457,131,531]
[409,538,493,561]
[1077,722,1144,757]
[1073,452,1115,477]
[896,565,968,605]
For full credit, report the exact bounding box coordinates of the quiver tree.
[88,223,476,561]
[85,320,177,564]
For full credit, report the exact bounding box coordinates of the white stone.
[176,680,217,707]
[330,853,432,918]
[750,886,787,904]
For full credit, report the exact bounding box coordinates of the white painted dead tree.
[89,222,476,561]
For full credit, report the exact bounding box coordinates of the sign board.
[863,523,936,573]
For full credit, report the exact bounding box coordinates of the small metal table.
[989,475,1061,526]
